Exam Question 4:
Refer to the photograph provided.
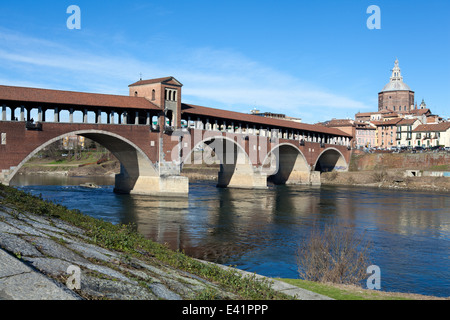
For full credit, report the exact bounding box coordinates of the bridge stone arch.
[314,147,349,173]
[263,143,313,185]
[181,131,267,189]
[7,129,161,195]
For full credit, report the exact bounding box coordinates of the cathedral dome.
[380,59,412,92]
[381,81,411,92]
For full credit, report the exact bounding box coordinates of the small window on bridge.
[1,133,6,145]
[165,89,177,102]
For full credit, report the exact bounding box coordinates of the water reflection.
[11,173,115,187]
[11,175,450,297]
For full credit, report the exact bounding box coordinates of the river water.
[10,174,450,297]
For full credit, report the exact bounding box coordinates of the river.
[10,174,450,298]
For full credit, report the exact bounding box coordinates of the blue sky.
[0,0,449,123]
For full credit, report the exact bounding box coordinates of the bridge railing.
[1,103,162,128]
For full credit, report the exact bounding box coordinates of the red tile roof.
[0,85,160,110]
[325,119,355,127]
[380,110,398,116]
[413,122,450,132]
[355,121,376,129]
[355,112,376,117]
[371,118,402,126]
[409,108,431,115]
[182,103,352,137]
[397,118,419,126]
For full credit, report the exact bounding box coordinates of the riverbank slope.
[321,152,450,192]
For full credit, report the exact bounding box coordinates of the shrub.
[372,171,388,182]
[297,224,372,286]
[327,171,339,181]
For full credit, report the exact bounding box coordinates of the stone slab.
[0,249,81,300]
[0,233,43,257]
[0,272,81,300]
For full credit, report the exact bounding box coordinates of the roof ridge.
[0,85,160,110]
[182,103,352,137]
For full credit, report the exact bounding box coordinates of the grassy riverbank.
[0,184,289,300]
[278,279,448,300]
[19,151,120,177]
[321,170,450,192]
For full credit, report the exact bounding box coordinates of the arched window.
[152,90,156,101]
[134,91,138,97]
[166,110,174,127]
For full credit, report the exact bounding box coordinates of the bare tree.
[297,223,372,285]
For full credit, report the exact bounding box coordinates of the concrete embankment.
[349,152,450,171]
[321,152,450,192]
[0,186,330,301]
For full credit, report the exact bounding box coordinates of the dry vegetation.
[297,224,372,285]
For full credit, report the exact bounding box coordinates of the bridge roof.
[182,103,352,137]
[0,85,161,111]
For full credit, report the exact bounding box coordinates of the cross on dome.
[390,59,403,82]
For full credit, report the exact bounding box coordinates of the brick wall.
[0,121,159,171]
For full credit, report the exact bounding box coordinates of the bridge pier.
[0,169,13,186]
[217,164,268,189]
[114,174,189,197]
[283,170,321,186]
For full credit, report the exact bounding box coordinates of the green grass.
[30,151,107,165]
[277,278,439,300]
[429,164,450,171]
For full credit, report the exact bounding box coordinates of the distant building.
[395,118,421,148]
[355,122,376,149]
[62,135,85,150]
[412,122,450,148]
[323,119,356,146]
[355,59,447,148]
[354,112,374,122]
[372,118,402,149]
[250,108,302,123]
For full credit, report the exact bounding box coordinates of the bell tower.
[129,76,183,129]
